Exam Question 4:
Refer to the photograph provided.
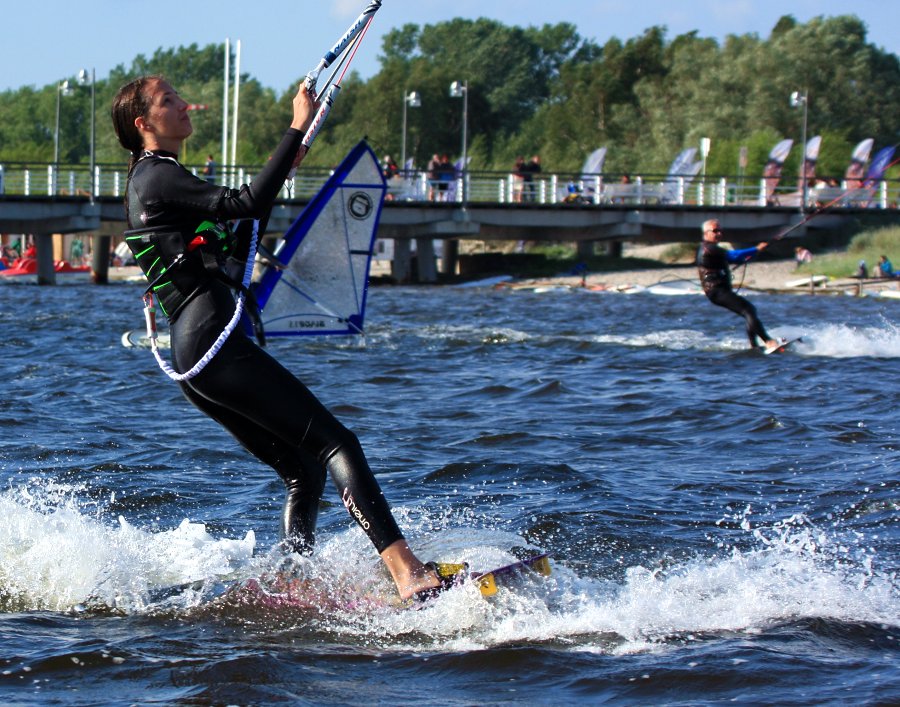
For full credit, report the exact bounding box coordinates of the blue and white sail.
[251,140,385,337]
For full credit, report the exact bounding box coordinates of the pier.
[1,162,896,283]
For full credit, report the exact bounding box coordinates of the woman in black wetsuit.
[697,218,779,350]
[111,76,444,601]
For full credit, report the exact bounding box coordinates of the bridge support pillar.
[35,233,56,285]
[91,234,111,284]
[441,238,459,277]
[604,240,623,258]
[576,240,595,260]
[415,238,437,283]
[391,238,412,283]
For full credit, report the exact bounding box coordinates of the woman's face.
[139,79,192,147]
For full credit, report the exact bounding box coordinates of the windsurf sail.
[249,140,386,337]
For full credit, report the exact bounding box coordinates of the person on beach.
[875,255,895,278]
[111,75,448,602]
[696,219,780,350]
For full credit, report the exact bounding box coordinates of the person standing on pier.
[696,219,780,351]
[111,75,448,602]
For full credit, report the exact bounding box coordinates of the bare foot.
[380,539,441,600]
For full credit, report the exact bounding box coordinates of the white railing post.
[677,177,685,204]
[25,169,31,195]
[48,165,55,196]
[498,179,506,203]
[418,172,427,201]
[881,180,888,208]
[593,176,601,204]
[0,165,4,195]
[636,176,644,203]
[550,174,558,204]
[759,178,767,206]
[719,177,727,206]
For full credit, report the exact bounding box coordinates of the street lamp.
[400,89,420,177]
[53,79,74,166]
[790,89,808,212]
[53,79,74,194]
[449,80,468,203]
[78,68,96,200]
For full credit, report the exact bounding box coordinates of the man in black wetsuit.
[111,75,448,602]
[697,219,780,350]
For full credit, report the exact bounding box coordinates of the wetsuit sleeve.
[215,129,304,221]
[725,246,758,264]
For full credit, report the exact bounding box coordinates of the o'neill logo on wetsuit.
[347,192,373,220]
[342,487,371,530]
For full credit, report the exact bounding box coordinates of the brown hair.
[111,75,161,172]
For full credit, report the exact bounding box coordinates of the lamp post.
[449,80,468,203]
[400,90,420,177]
[53,79,74,194]
[78,68,96,200]
[790,89,808,212]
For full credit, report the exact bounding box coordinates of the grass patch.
[796,225,900,278]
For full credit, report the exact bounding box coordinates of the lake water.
[0,280,898,705]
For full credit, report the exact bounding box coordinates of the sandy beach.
[506,257,900,296]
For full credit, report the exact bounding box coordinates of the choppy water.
[1,280,898,705]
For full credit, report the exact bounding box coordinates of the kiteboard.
[471,553,552,596]
[422,553,552,598]
[763,337,802,355]
[146,553,552,610]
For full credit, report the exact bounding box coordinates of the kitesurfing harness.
[696,240,732,292]
[123,150,266,381]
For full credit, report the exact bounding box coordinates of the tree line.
[1,13,898,180]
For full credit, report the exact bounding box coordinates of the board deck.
[146,554,553,609]
[763,336,802,355]
[471,553,552,596]
[431,553,552,597]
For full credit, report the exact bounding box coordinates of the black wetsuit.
[697,240,772,347]
[124,129,402,554]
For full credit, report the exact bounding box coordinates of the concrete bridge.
[0,163,894,283]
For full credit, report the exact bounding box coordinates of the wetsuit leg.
[172,318,403,554]
[180,383,325,553]
[706,287,771,346]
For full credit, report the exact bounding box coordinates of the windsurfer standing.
[111,75,446,602]
[696,219,780,350]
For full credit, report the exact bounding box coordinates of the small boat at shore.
[0,256,91,284]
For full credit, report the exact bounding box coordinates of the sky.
[3,0,899,95]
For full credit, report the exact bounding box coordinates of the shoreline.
[491,259,900,296]
[107,260,900,296]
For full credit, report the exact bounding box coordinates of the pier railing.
[0,161,898,210]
